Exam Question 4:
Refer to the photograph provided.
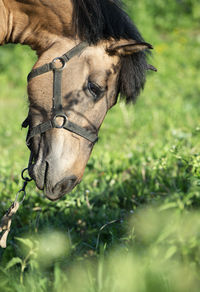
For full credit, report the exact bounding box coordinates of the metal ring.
[52,57,66,70]
[53,114,68,128]
[21,168,32,182]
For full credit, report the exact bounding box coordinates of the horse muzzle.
[29,160,79,201]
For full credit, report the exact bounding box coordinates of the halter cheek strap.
[24,42,98,145]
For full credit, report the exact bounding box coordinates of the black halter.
[24,42,98,145]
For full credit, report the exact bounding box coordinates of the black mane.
[72,0,150,102]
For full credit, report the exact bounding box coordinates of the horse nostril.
[55,175,77,194]
[45,175,78,201]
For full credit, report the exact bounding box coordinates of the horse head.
[24,38,152,200]
[0,0,155,200]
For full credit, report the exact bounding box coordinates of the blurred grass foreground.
[2,207,200,291]
[0,0,200,291]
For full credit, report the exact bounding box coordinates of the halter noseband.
[24,42,98,145]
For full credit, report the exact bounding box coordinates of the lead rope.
[0,168,32,248]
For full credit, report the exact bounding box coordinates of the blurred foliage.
[0,207,200,291]
[0,45,36,99]
[127,0,200,31]
[0,0,200,291]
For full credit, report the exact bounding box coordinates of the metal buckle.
[21,167,32,182]
[52,114,68,128]
[52,57,66,71]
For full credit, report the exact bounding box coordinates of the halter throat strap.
[25,42,98,145]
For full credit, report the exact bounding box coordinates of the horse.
[0,0,155,201]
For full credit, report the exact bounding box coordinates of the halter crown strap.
[25,42,98,145]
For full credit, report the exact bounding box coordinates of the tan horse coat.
[0,0,152,200]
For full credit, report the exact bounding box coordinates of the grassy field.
[0,1,200,291]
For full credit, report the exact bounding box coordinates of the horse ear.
[107,39,153,56]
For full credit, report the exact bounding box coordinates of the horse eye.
[88,81,102,99]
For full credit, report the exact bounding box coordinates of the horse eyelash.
[87,81,104,99]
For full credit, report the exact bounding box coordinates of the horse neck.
[0,0,74,55]
[0,0,8,44]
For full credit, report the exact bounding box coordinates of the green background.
[0,1,200,291]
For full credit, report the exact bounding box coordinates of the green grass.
[0,1,200,291]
